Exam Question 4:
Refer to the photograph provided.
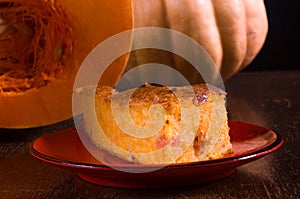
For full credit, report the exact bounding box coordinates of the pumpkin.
[0,0,133,128]
[126,0,268,82]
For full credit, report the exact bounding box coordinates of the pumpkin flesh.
[0,0,133,128]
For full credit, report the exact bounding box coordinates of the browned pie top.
[96,84,226,107]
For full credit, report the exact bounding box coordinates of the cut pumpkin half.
[0,0,133,128]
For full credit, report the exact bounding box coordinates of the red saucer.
[30,121,283,188]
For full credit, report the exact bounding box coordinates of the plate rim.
[30,120,283,171]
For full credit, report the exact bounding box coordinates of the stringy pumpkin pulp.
[0,0,73,92]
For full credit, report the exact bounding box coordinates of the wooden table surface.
[0,70,299,199]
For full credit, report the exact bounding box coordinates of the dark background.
[245,0,300,71]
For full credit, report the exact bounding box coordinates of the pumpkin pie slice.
[82,84,232,164]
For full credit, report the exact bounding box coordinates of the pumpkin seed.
[39,80,47,87]
[0,17,6,24]
[14,23,33,37]
[0,18,8,33]
[0,67,6,76]
[0,66,8,72]
[0,25,14,37]
[9,56,19,63]
[52,41,64,62]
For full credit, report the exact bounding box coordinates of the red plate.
[30,121,283,188]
